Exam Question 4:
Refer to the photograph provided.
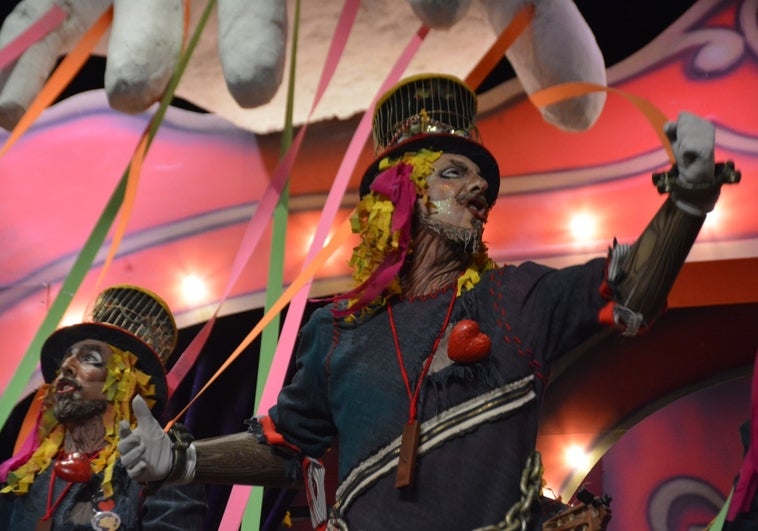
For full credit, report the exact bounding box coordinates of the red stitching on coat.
[325,316,340,378]
[491,268,542,379]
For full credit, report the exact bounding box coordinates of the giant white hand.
[0,0,112,130]
[1,0,607,134]
[0,0,287,130]
[117,394,174,483]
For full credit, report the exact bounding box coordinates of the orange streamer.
[465,4,534,91]
[166,218,354,429]
[12,387,46,455]
[529,81,675,164]
[94,0,196,293]
[0,7,113,159]
[93,132,150,292]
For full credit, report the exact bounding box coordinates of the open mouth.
[464,196,489,221]
[56,378,80,396]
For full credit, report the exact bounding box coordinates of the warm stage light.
[703,205,721,231]
[569,213,597,241]
[181,275,208,303]
[564,444,591,472]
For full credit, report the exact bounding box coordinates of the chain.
[472,451,544,531]
[328,451,545,531]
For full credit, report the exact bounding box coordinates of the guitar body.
[542,488,612,531]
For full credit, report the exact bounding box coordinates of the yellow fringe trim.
[2,346,156,499]
[346,148,495,318]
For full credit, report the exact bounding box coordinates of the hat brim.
[360,134,500,206]
[41,323,168,413]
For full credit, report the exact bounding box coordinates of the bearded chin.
[54,397,108,424]
[419,214,483,255]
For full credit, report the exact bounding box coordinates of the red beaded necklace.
[387,283,457,488]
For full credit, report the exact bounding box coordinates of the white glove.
[663,111,718,215]
[118,395,175,483]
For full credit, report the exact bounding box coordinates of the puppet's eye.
[440,166,463,179]
[67,343,107,367]
[81,350,104,366]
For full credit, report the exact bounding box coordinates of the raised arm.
[609,112,740,335]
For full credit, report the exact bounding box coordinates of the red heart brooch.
[54,452,93,483]
[447,319,491,363]
[97,499,116,511]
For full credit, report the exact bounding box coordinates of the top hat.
[359,74,500,206]
[40,285,177,413]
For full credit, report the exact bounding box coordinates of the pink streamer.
[221,19,430,531]
[168,0,360,394]
[727,349,758,520]
[166,129,305,392]
[168,0,362,393]
[257,23,431,413]
[0,390,44,482]
[0,431,36,482]
[217,1,365,529]
[0,5,66,70]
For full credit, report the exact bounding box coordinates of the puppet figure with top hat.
[0,285,207,530]
[116,74,735,530]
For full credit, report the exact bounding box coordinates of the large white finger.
[218,0,287,108]
[105,0,184,113]
[406,0,471,28]
[0,0,111,130]
[480,0,607,132]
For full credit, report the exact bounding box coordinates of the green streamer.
[0,0,217,433]
[706,489,732,531]
[0,177,125,429]
[242,1,301,529]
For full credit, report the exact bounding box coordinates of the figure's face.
[53,339,113,422]
[421,153,490,230]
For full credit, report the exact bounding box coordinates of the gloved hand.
[663,111,718,215]
[118,395,175,483]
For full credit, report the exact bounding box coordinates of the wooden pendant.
[395,419,420,488]
[35,518,52,531]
